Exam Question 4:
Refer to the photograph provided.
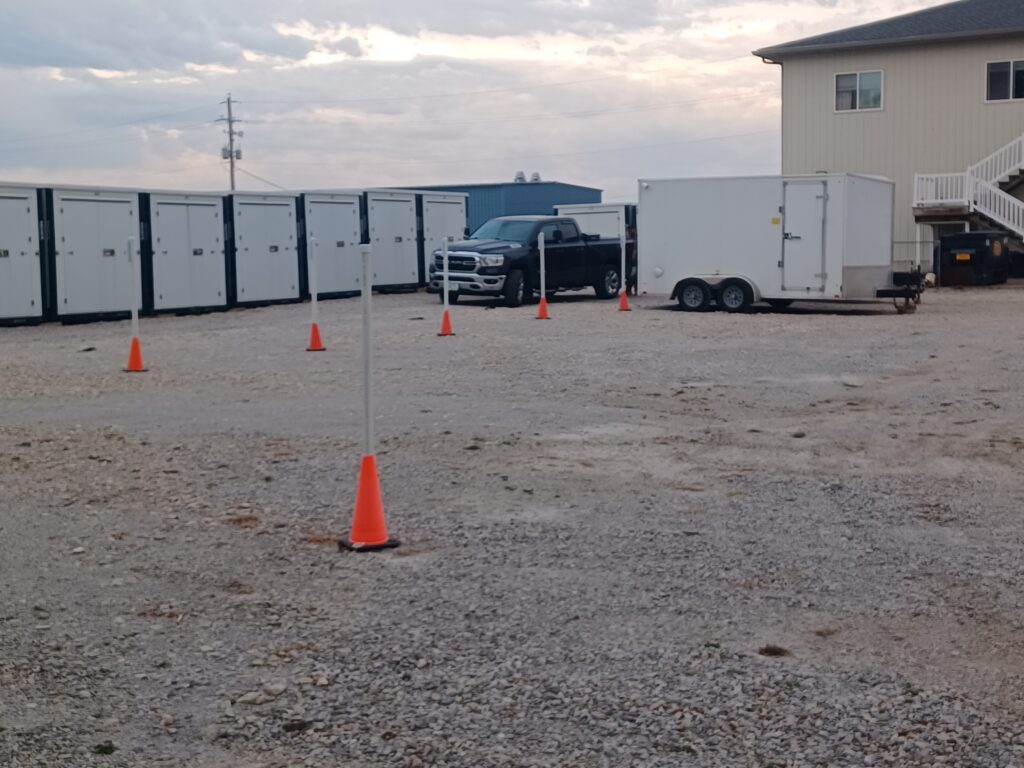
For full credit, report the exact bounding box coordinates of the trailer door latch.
[783,233,801,240]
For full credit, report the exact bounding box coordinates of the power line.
[0,103,217,147]
[235,166,288,190]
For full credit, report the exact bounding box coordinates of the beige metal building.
[755,0,1024,270]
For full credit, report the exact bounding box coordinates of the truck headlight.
[479,255,505,267]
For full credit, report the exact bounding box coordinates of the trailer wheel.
[766,299,793,310]
[594,266,621,299]
[676,280,711,311]
[719,280,753,313]
[503,270,526,308]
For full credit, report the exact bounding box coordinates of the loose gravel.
[2,287,1024,767]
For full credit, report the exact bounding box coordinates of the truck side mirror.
[552,229,563,243]
[464,227,471,238]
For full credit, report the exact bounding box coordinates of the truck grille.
[435,254,478,272]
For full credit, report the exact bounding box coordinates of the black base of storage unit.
[0,184,48,325]
[937,231,1010,287]
[141,192,230,316]
[225,193,302,308]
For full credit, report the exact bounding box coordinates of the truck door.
[781,181,827,293]
[539,221,585,288]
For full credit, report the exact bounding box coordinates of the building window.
[987,61,1024,101]
[835,71,883,111]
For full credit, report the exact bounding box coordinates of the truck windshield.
[470,220,536,242]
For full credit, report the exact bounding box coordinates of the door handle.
[783,233,802,241]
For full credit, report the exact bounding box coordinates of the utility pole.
[217,93,243,191]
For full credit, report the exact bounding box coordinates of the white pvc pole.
[128,236,139,338]
[310,236,320,324]
[442,237,449,310]
[539,231,546,297]
[360,244,374,457]
[619,217,627,296]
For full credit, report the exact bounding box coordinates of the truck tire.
[766,299,792,310]
[437,290,460,304]
[594,265,621,299]
[719,280,753,313]
[503,270,526,308]
[676,280,711,311]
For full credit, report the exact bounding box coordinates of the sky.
[0,0,937,201]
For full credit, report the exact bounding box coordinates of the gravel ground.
[2,287,1024,767]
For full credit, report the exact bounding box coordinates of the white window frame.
[833,70,884,113]
[984,59,1024,103]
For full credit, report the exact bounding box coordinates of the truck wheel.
[677,280,710,311]
[594,266,621,299]
[503,270,526,308]
[437,290,460,304]
[766,299,792,310]
[719,280,753,313]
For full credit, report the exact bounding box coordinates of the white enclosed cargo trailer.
[554,202,635,239]
[0,184,45,323]
[227,193,300,305]
[418,192,468,283]
[363,190,419,289]
[301,191,363,297]
[638,174,919,311]
[50,186,141,319]
[144,192,227,313]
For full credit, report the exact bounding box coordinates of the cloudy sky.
[0,0,935,201]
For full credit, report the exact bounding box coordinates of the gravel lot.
[2,287,1024,767]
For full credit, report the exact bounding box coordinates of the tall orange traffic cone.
[536,296,550,320]
[124,336,146,373]
[438,309,455,337]
[307,322,326,352]
[618,290,631,312]
[339,455,400,552]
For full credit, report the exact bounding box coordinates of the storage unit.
[936,231,1010,287]
[405,180,602,231]
[554,202,636,239]
[300,192,364,298]
[417,191,468,283]
[226,193,300,305]
[638,174,916,310]
[142,192,227,313]
[0,183,46,324]
[362,189,419,289]
[49,186,141,319]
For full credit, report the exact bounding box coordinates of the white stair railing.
[969,133,1024,184]
[973,179,1024,238]
[914,172,968,205]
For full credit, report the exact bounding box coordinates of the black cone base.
[338,537,401,553]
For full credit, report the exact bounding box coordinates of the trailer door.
[782,181,827,293]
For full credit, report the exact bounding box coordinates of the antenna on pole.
[216,93,244,191]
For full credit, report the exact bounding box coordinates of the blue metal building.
[406,181,602,231]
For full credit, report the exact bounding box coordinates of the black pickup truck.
[428,215,624,307]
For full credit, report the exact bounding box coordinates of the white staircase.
[914,133,1024,239]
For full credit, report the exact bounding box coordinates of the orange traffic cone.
[339,455,400,552]
[307,322,326,352]
[618,290,631,312]
[536,297,550,320]
[124,336,146,373]
[438,309,455,337]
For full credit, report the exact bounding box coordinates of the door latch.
[783,233,802,241]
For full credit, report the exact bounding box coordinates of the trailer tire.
[676,280,711,311]
[766,299,793,310]
[503,270,527,308]
[594,265,621,299]
[718,280,753,313]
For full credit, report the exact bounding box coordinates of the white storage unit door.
[150,194,226,311]
[420,193,468,278]
[304,193,362,295]
[366,191,418,287]
[0,186,43,320]
[53,189,139,316]
[233,195,299,303]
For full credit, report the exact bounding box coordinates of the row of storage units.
[0,184,468,324]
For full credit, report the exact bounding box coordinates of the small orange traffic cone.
[125,336,146,372]
[307,322,326,352]
[438,309,455,337]
[339,455,400,552]
[536,297,550,320]
[618,291,631,312]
